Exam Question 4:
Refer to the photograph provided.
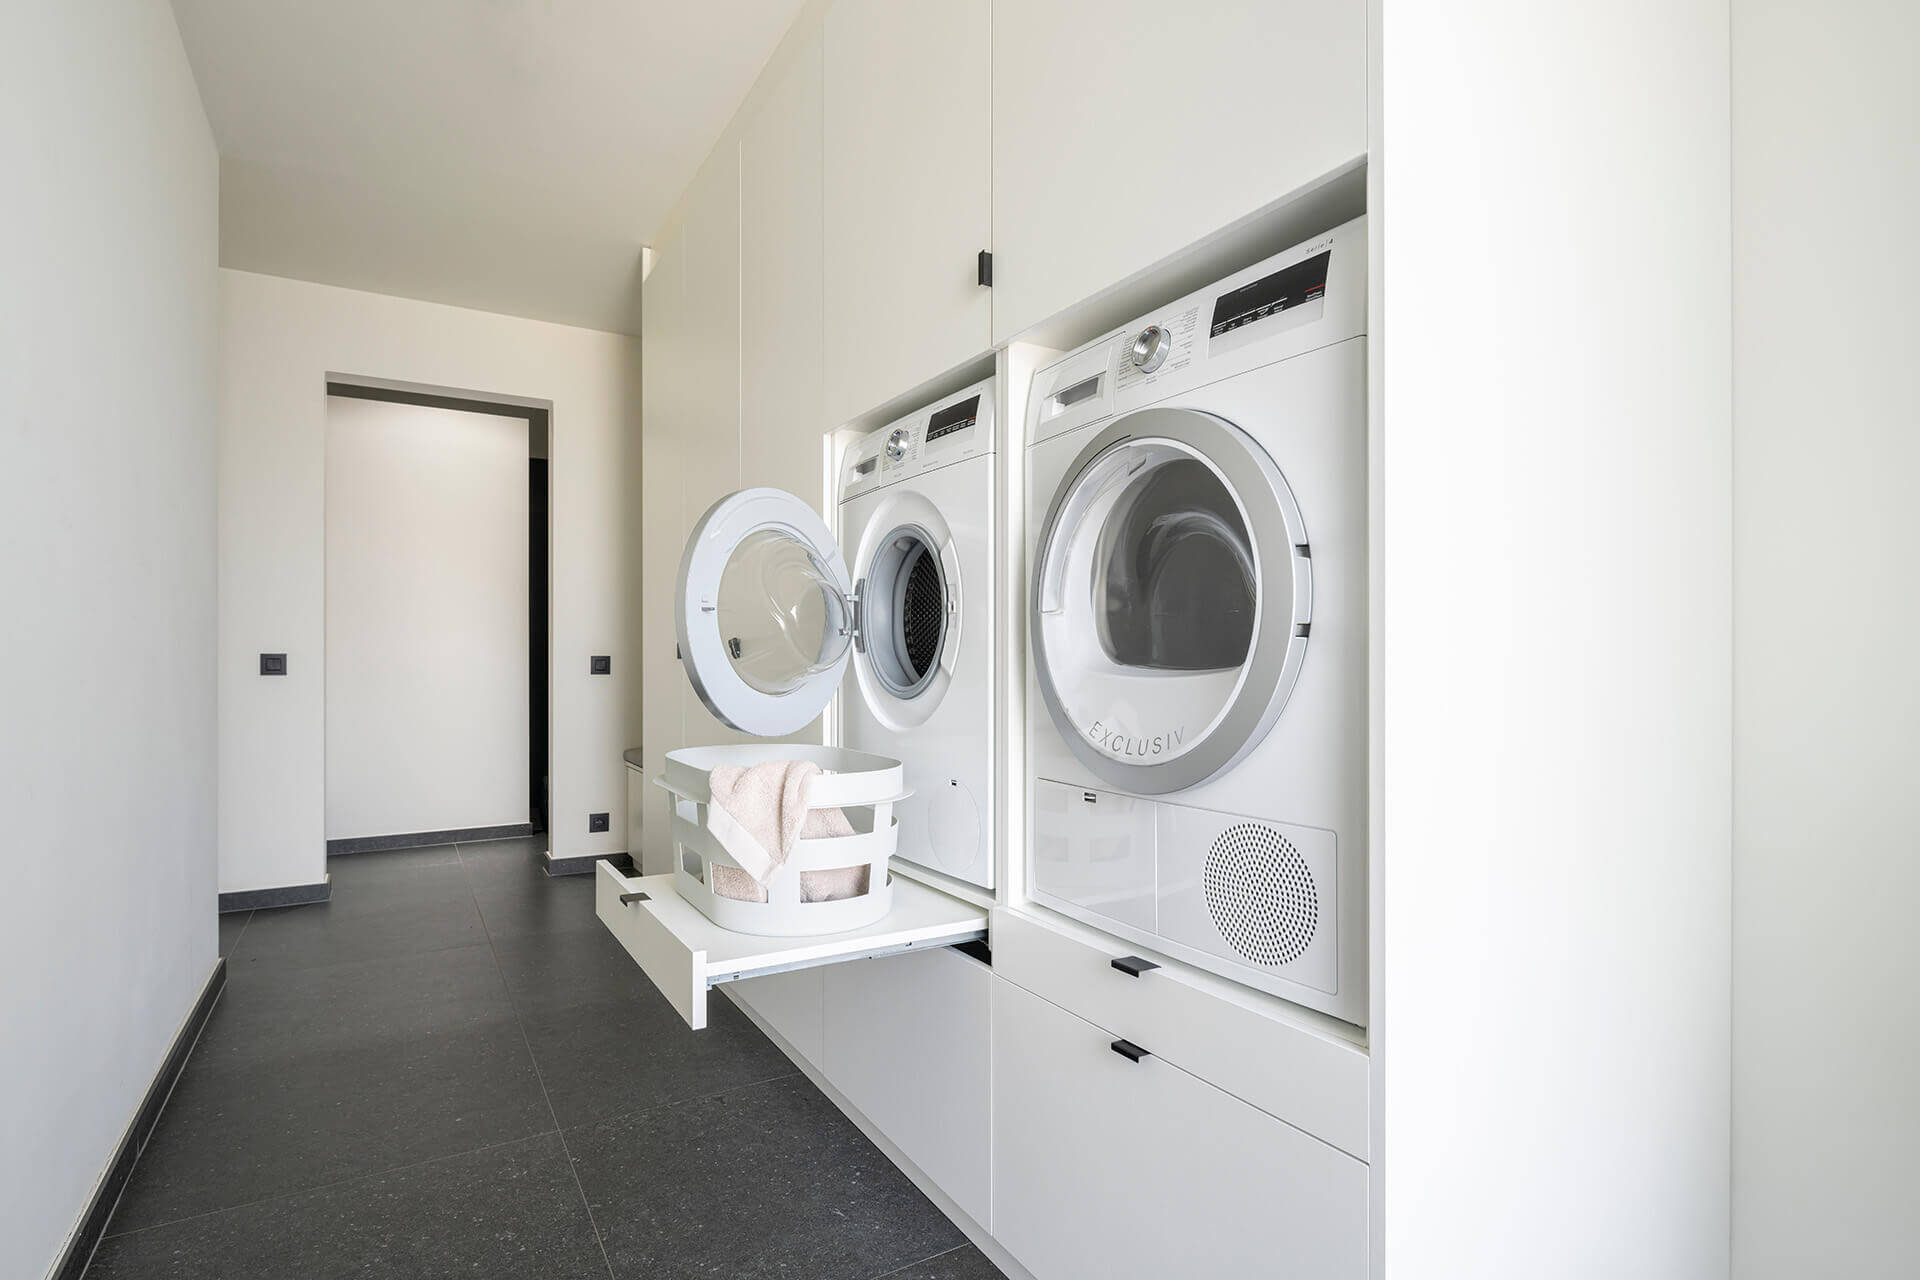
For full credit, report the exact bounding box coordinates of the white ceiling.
[171,0,807,335]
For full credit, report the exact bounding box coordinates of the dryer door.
[1031,408,1312,794]
[678,488,852,737]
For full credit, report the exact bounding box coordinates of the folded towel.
[705,760,857,896]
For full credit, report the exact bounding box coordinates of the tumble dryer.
[674,380,997,893]
[1024,220,1366,1023]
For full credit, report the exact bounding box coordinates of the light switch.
[259,653,287,676]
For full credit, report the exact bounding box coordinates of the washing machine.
[674,379,996,892]
[836,381,996,890]
[1024,219,1366,1024]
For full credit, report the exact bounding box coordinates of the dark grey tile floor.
[87,838,1001,1279]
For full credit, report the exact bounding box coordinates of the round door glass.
[863,526,949,699]
[1094,457,1254,670]
[716,529,851,696]
[1036,438,1279,767]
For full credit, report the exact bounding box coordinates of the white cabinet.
[742,28,826,508]
[727,969,826,1067]
[992,908,1368,1157]
[676,147,747,751]
[989,0,1366,343]
[824,0,992,424]
[638,224,686,872]
[991,977,1367,1280]
[824,948,992,1228]
[742,32,831,748]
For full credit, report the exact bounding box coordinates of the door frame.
[323,375,556,857]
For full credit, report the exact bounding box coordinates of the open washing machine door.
[1031,407,1313,794]
[677,488,854,737]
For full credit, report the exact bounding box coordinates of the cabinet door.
[638,225,686,873]
[824,0,991,424]
[742,30,825,509]
[990,0,1366,344]
[823,949,991,1228]
[991,978,1367,1280]
[727,969,825,1067]
[741,31,833,750]
[676,146,749,750]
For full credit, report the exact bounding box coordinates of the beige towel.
[706,760,864,903]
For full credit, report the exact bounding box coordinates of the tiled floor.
[87,839,1002,1279]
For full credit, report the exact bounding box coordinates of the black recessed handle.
[1110,1038,1150,1063]
[1111,955,1160,978]
[977,249,993,287]
[619,891,650,906]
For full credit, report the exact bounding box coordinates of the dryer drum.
[1093,457,1255,671]
[866,527,948,698]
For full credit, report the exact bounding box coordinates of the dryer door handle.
[1111,955,1160,978]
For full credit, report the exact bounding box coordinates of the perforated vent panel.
[898,547,945,680]
[1203,823,1318,967]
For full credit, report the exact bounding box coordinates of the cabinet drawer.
[991,978,1366,1280]
[992,907,1367,1158]
[595,863,985,1030]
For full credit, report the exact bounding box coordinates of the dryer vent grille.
[1203,823,1318,967]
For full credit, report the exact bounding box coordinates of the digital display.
[926,395,980,443]
[1210,250,1331,339]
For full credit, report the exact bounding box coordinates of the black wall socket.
[588,812,610,833]
[259,653,287,676]
[589,655,611,675]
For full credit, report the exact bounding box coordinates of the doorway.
[323,380,552,854]
[529,430,550,832]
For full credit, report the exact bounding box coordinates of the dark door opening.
[529,456,550,832]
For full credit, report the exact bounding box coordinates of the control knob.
[885,428,911,461]
[1130,324,1172,373]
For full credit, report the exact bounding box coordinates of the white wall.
[0,3,218,1276]
[1731,4,1920,1274]
[324,397,530,841]
[1375,3,1732,1275]
[220,271,641,893]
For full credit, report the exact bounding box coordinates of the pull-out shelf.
[595,862,989,1029]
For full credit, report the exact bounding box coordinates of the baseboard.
[327,823,534,856]
[51,957,226,1280]
[542,851,633,878]
[719,987,1036,1280]
[218,879,330,913]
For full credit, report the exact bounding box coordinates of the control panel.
[839,376,997,503]
[1025,216,1365,449]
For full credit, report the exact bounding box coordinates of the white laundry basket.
[654,744,907,937]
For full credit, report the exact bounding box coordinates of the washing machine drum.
[1031,407,1313,794]
[861,528,950,699]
